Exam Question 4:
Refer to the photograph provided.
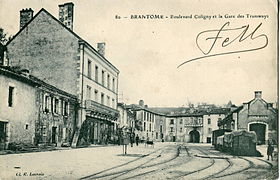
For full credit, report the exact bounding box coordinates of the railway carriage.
[214,130,260,156]
[212,129,232,149]
[216,135,224,151]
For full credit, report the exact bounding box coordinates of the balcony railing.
[85,100,119,117]
[185,123,203,127]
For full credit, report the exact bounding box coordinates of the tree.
[0,27,12,45]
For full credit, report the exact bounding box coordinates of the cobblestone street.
[0,143,277,179]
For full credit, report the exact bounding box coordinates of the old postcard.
[0,0,278,179]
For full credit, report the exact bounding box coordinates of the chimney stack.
[97,42,105,57]
[254,91,262,99]
[139,100,144,107]
[58,2,74,30]
[20,8,34,29]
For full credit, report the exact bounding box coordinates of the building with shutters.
[6,3,119,147]
[0,65,77,150]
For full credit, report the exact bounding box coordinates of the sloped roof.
[126,104,230,118]
[0,65,77,99]
[7,8,119,73]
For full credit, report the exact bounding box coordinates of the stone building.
[218,91,278,144]
[0,65,77,150]
[143,105,230,143]
[117,103,136,132]
[164,114,204,142]
[202,108,229,143]
[126,101,161,141]
[6,3,119,146]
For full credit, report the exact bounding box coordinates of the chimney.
[59,2,74,30]
[97,42,105,57]
[20,8,34,29]
[0,42,7,65]
[254,91,262,99]
[139,100,144,107]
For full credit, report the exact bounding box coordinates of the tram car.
[214,130,260,156]
[212,129,232,149]
[216,135,224,151]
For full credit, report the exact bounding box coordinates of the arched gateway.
[249,123,267,144]
[189,130,200,143]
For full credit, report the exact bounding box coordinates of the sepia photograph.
[0,0,278,179]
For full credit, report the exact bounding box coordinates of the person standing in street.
[130,132,135,147]
[267,139,274,161]
[136,135,139,146]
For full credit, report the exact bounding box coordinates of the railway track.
[80,144,275,180]
[81,145,182,180]
[80,146,163,179]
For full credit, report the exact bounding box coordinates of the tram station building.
[218,91,278,144]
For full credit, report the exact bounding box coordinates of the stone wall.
[35,89,77,147]
[0,74,38,147]
[7,10,80,96]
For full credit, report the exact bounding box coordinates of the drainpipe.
[72,41,85,147]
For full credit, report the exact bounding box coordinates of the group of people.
[129,133,140,147]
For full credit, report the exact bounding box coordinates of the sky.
[0,0,278,107]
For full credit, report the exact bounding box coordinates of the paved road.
[0,143,277,179]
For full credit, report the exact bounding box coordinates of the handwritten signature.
[177,22,268,68]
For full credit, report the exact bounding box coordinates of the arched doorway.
[249,123,266,144]
[189,130,200,143]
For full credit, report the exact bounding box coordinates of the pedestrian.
[136,135,139,146]
[267,140,274,161]
[130,133,134,147]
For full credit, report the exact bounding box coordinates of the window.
[94,90,98,102]
[180,127,183,132]
[208,128,212,134]
[101,93,104,104]
[144,122,146,131]
[8,86,14,107]
[170,119,174,125]
[180,119,183,124]
[218,118,222,121]
[95,65,98,82]
[156,132,158,139]
[42,126,47,136]
[144,112,146,120]
[112,78,115,92]
[87,60,92,78]
[64,101,69,116]
[25,123,29,130]
[112,98,115,108]
[86,85,91,100]
[170,127,174,132]
[107,74,110,89]
[51,97,54,113]
[208,118,211,124]
[102,70,105,85]
[107,96,110,106]
[149,124,151,132]
[54,98,59,114]
[44,95,50,112]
